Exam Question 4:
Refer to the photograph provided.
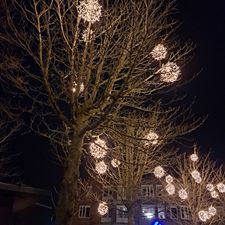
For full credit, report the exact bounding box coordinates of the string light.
[190,153,198,162]
[191,170,201,180]
[156,62,181,83]
[82,28,94,42]
[217,182,225,193]
[165,183,175,195]
[165,175,173,184]
[98,201,108,215]
[153,166,165,178]
[72,82,84,93]
[144,130,159,146]
[90,137,108,159]
[195,176,202,184]
[206,183,214,192]
[198,210,210,222]
[210,190,219,198]
[111,158,121,168]
[77,0,102,23]
[150,44,167,61]
[178,189,188,200]
[208,206,216,217]
[95,161,107,174]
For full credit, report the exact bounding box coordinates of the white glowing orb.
[217,182,225,193]
[77,0,102,23]
[144,130,159,146]
[190,153,198,162]
[210,190,219,198]
[95,161,107,174]
[178,189,188,200]
[208,206,217,217]
[165,175,173,184]
[98,201,108,215]
[191,170,201,180]
[90,137,108,159]
[82,28,94,42]
[195,176,202,184]
[206,183,214,192]
[72,82,84,93]
[198,210,210,222]
[156,62,181,83]
[165,183,175,195]
[111,158,121,168]
[153,166,165,178]
[150,44,167,61]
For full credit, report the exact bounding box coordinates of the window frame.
[141,184,154,197]
[78,205,91,218]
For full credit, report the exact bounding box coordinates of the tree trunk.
[128,207,135,225]
[55,132,84,225]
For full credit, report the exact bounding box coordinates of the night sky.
[7,0,225,188]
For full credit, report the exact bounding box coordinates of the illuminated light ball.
[178,189,188,200]
[210,190,219,199]
[165,175,173,184]
[144,130,159,146]
[97,201,108,215]
[153,166,165,178]
[198,210,210,222]
[82,28,94,42]
[165,183,175,195]
[72,82,85,93]
[206,183,214,192]
[111,158,121,168]
[150,44,167,61]
[195,176,202,184]
[95,161,107,174]
[77,0,102,23]
[156,62,181,83]
[191,170,201,180]
[90,137,107,159]
[217,182,225,193]
[208,206,217,217]
[190,153,198,162]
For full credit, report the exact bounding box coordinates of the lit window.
[116,205,128,223]
[79,205,90,218]
[142,205,155,219]
[180,206,191,220]
[170,206,178,219]
[157,206,165,219]
[141,185,154,197]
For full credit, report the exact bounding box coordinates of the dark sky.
[9,0,225,188]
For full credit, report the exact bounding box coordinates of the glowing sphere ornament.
[144,130,159,146]
[90,137,108,159]
[210,190,219,198]
[156,62,181,83]
[208,206,217,217]
[206,183,215,192]
[98,201,108,215]
[77,0,102,23]
[190,153,198,162]
[111,158,121,168]
[165,183,175,195]
[165,175,173,184]
[198,210,210,222]
[95,161,107,174]
[217,182,225,193]
[178,189,188,200]
[150,44,167,61]
[153,166,165,178]
[195,176,202,184]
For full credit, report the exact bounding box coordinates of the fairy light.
[165,175,173,184]
[217,182,225,193]
[191,170,201,180]
[206,183,215,192]
[198,210,210,222]
[144,130,159,146]
[82,28,94,42]
[98,201,108,215]
[178,189,188,200]
[165,183,175,195]
[208,206,217,217]
[156,62,181,83]
[77,0,102,23]
[111,158,121,168]
[195,176,202,184]
[210,190,219,198]
[90,137,108,159]
[153,166,165,178]
[190,153,198,162]
[95,161,107,174]
[72,82,84,93]
[150,44,167,61]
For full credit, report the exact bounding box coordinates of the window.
[156,185,163,197]
[142,205,155,219]
[157,206,165,219]
[117,186,126,200]
[102,186,113,200]
[170,206,178,219]
[79,205,90,218]
[180,206,191,220]
[141,185,154,197]
[116,205,128,223]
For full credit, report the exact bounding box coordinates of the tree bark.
[55,132,84,225]
[128,207,135,225]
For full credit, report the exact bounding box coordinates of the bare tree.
[157,148,225,225]
[0,0,200,224]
